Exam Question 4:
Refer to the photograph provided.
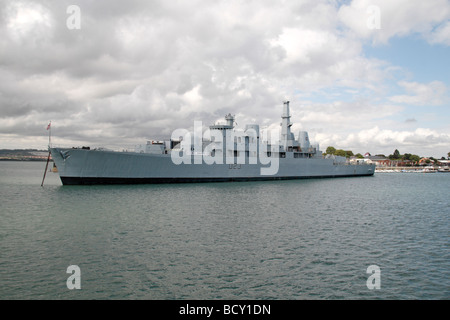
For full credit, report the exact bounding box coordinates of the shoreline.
[376,166,448,173]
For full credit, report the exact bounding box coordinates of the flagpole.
[47,121,52,148]
[41,151,51,187]
[42,121,52,187]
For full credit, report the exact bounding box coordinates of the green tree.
[335,149,348,157]
[389,149,401,160]
[448,151,450,159]
[402,153,411,160]
[393,149,400,159]
[326,146,336,155]
[355,153,364,159]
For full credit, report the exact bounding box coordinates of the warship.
[49,101,375,185]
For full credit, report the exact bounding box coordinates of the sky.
[1,0,449,158]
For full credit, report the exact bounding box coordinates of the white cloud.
[389,81,448,106]
[313,126,450,157]
[338,0,450,45]
[429,21,450,46]
[4,1,54,44]
[0,0,448,157]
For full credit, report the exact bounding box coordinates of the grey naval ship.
[50,101,375,185]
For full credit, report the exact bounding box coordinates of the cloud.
[289,97,449,156]
[1,1,380,128]
[338,0,450,45]
[0,0,448,158]
[314,126,450,156]
[3,1,54,44]
[429,20,450,46]
[389,81,448,106]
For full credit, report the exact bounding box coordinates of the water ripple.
[0,162,449,299]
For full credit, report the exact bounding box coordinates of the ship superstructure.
[50,102,374,184]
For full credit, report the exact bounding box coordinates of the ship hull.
[51,148,375,185]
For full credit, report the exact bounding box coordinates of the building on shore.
[363,155,417,167]
[437,159,450,167]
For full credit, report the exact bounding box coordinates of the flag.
[47,122,51,130]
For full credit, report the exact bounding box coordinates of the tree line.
[324,147,450,163]
[324,146,363,159]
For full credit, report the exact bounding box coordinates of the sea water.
[0,161,448,299]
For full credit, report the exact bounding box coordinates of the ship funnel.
[298,131,310,150]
